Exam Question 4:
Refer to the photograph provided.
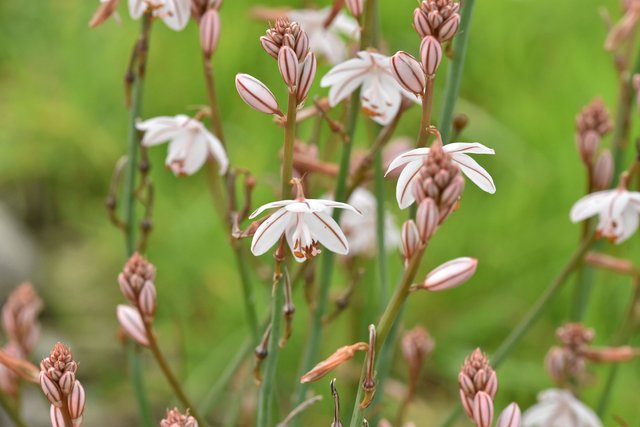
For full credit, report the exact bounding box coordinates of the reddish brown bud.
[301,342,368,383]
[40,372,63,407]
[200,9,221,58]
[161,407,198,427]
[420,36,442,76]
[401,220,421,267]
[2,282,43,356]
[88,0,120,28]
[592,150,613,191]
[67,380,86,426]
[138,281,157,322]
[416,198,439,242]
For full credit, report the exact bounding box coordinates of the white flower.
[522,389,602,427]
[321,51,415,126]
[288,8,359,65]
[339,188,400,256]
[128,0,190,31]
[137,115,228,176]
[386,142,496,209]
[570,188,640,244]
[250,196,361,263]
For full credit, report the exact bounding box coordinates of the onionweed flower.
[161,407,198,427]
[321,51,417,125]
[137,114,228,176]
[386,135,496,208]
[288,8,359,64]
[458,348,498,421]
[249,184,361,262]
[129,0,191,31]
[413,0,460,42]
[522,389,602,427]
[570,188,640,243]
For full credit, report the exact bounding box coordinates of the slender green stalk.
[0,391,27,427]
[282,92,299,196]
[438,0,476,143]
[374,152,389,310]
[417,78,435,147]
[612,49,640,175]
[122,15,153,427]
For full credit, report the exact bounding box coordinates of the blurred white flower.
[288,8,359,65]
[137,115,228,176]
[339,188,400,257]
[386,143,496,209]
[321,51,415,125]
[570,188,640,244]
[129,0,191,31]
[522,389,602,427]
[250,197,360,263]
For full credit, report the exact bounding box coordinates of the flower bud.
[416,198,439,242]
[420,257,477,292]
[68,381,86,426]
[413,9,431,39]
[296,52,317,105]
[581,345,638,362]
[420,36,442,77]
[391,51,425,96]
[116,305,149,347]
[438,14,460,42]
[235,74,283,116]
[592,150,613,191]
[472,391,494,427]
[40,371,62,407]
[300,342,368,383]
[88,0,120,28]
[496,403,521,427]
[50,405,66,427]
[118,273,137,304]
[200,9,221,58]
[59,370,75,395]
[278,46,300,92]
[260,36,280,59]
[577,130,600,164]
[138,281,157,322]
[346,0,364,18]
[401,220,421,267]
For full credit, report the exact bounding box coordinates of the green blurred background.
[1,0,639,425]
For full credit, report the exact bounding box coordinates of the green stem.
[612,49,640,175]
[374,152,389,310]
[438,0,476,143]
[0,391,28,427]
[417,78,435,147]
[282,92,298,196]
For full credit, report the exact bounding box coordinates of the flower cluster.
[160,407,198,427]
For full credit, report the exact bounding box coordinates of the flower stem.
[0,391,28,427]
[203,56,226,147]
[417,78,435,147]
[438,0,476,143]
[282,92,299,196]
[122,15,153,427]
[374,151,389,310]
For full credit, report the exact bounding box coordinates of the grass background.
[1,0,639,425]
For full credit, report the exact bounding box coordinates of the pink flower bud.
[59,370,75,395]
[200,9,221,58]
[235,73,283,116]
[592,150,613,191]
[420,36,442,77]
[40,372,62,407]
[459,389,474,418]
[413,9,431,38]
[278,46,299,92]
[438,14,460,42]
[484,370,498,399]
[118,273,137,304]
[345,0,363,18]
[420,257,477,292]
[116,305,149,347]
[67,381,85,426]
[138,281,157,322]
[577,130,599,164]
[472,391,494,427]
[294,30,310,61]
[260,36,280,59]
[391,51,425,96]
[296,53,317,105]
[416,198,439,242]
[300,342,368,383]
[401,220,421,267]
[50,405,66,427]
[496,403,521,427]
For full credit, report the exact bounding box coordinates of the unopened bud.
[401,220,421,267]
[296,53,317,105]
[40,372,62,407]
[59,370,75,395]
[581,345,639,362]
[200,9,221,58]
[472,391,494,427]
[438,14,460,42]
[138,281,157,322]
[88,0,120,28]
[496,403,521,427]
[300,342,368,383]
[453,114,469,134]
[235,73,283,116]
[577,131,600,165]
[420,36,442,77]
[50,405,66,427]
[118,273,137,304]
[544,346,567,385]
[413,9,431,39]
[278,46,299,92]
[391,51,425,96]
[67,381,86,426]
[592,150,613,190]
[116,305,149,347]
[345,0,363,18]
[401,326,435,368]
[416,198,439,242]
[419,257,477,292]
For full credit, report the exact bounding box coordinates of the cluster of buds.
[160,407,198,427]
[40,343,86,427]
[458,348,498,427]
[401,326,435,378]
[116,253,157,347]
[198,0,223,59]
[260,18,309,62]
[605,0,640,51]
[575,99,613,191]
[413,0,460,42]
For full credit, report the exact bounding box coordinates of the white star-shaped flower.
[250,195,361,263]
[385,142,496,209]
[129,0,190,31]
[522,389,602,427]
[570,188,640,243]
[288,8,359,65]
[320,51,415,126]
[137,115,228,176]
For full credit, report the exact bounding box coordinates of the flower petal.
[305,211,349,254]
[444,142,495,155]
[204,131,229,175]
[249,200,295,219]
[160,0,191,31]
[395,160,422,209]
[570,191,613,222]
[306,199,362,215]
[180,137,209,176]
[251,209,292,256]
[128,0,146,19]
[615,203,639,243]
[320,57,369,106]
[361,73,403,125]
[137,116,183,146]
[385,148,429,176]
[452,153,496,194]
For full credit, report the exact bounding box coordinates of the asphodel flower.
[249,181,361,262]
[321,51,416,125]
[522,389,602,427]
[570,188,640,243]
[129,0,191,31]
[137,114,228,176]
[386,139,496,209]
